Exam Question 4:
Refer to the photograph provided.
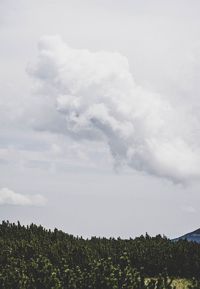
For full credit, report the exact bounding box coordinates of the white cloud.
[0,187,46,206]
[28,35,200,183]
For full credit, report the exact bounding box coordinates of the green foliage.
[188,278,200,289]
[0,221,199,288]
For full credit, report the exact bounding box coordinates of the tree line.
[0,221,200,288]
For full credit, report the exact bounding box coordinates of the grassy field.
[146,279,191,289]
[172,279,191,289]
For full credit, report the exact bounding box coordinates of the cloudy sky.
[1,0,200,238]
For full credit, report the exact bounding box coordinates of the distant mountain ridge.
[173,228,200,243]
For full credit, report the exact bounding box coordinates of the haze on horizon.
[1,0,200,239]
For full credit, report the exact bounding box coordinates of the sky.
[1,0,200,238]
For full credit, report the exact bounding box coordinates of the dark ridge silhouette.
[173,228,200,243]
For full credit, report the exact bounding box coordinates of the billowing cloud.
[28,35,200,182]
[0,187,46,206]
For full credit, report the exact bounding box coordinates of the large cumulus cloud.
[28,35,200,182]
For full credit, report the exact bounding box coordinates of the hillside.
[0,221,200,288]
[173,228,200,243]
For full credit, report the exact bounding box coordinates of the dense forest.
[0,221,200,289]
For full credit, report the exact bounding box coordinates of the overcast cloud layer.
[28,36,200,183]
[1,0,200,238]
